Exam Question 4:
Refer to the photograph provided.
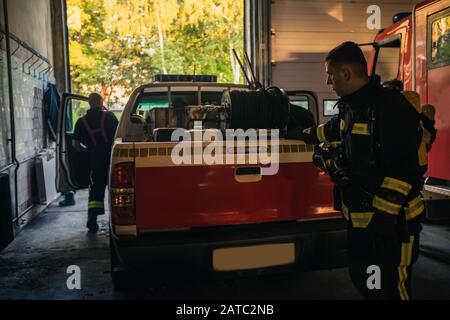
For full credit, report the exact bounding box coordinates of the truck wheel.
[109,234,134,292]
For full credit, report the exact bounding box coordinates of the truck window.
[429,9,450,69]
[200,91,223,105]
[290,96,309,110]
[135,92,198,116]
[324,99,339,116]
[375,38,401,83]
[69,99,90,132]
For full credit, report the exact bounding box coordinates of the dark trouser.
[86,151,110,228]
[347,226,420,300]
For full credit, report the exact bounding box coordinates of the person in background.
[72,93,118,232]
[59,191,75,207]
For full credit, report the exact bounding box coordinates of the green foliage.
[67,0,244,106]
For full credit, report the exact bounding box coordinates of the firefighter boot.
[86,211,99,233]
[59,191,75,207]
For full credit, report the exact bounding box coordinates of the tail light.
[110,162,135,225]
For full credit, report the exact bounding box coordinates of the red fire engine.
[368,0,450,219]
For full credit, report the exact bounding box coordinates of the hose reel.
[221,87,290,130]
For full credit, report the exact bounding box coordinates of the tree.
[67,0,244,106]
[176,0,244,83]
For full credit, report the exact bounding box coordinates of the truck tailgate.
[128,140,339,231]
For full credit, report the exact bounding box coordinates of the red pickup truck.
[57,75,347,290]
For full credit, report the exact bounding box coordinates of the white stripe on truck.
[112,140,315,168]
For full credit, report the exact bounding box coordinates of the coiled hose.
[221,87,290,130]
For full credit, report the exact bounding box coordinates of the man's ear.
[341,66,352,81]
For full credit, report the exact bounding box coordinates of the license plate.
[213,243,296,271]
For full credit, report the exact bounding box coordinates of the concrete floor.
[0,190,449,300]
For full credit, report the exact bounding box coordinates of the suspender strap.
[80,111,109,146]
[81,116,97,146]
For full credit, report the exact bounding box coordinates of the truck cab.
[56,75,347,290]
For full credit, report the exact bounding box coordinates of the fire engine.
[367,0,450,220]
[56,74,347,289]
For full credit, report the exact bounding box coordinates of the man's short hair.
[88,93,103,108]
[326,41,368,77]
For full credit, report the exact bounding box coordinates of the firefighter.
[294,42,425,300]
[72,93,119,232]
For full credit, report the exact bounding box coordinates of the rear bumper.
[110,218,348,275]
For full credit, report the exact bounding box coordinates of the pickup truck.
[56,75,347,290]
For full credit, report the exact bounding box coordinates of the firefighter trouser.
[347,226,420,300]
[87,152,110,227]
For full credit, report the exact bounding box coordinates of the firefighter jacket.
[299,79,425,234]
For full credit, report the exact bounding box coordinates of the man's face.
[325,61,349,97]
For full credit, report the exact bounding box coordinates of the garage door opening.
[66,0,244,112]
